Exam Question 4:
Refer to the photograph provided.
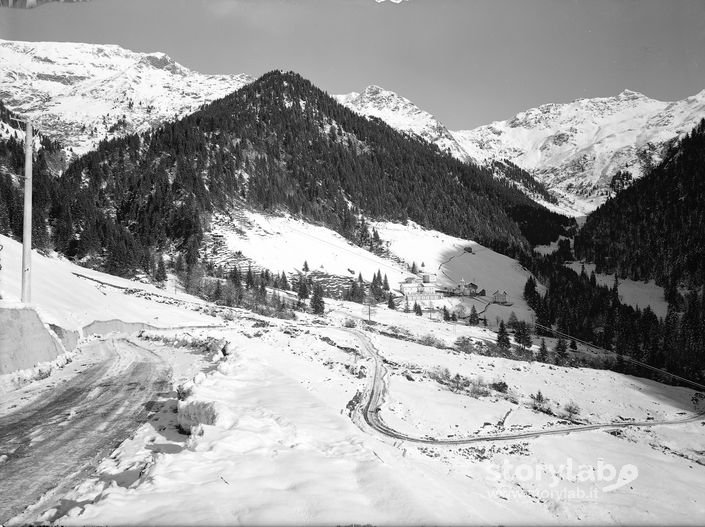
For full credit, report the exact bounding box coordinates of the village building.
[400,273,444,302]
[492,290,510,305]
[453,278,478,297]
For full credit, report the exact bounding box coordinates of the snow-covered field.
[373,220,542,324]
[213,210,414,287]
[49,306,705,525]
[2,229,703,525]
[213,209,540,327]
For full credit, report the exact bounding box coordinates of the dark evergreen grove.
[0,71,572,277]
[521,250,705,384]
[575,119,705,291]
[490,159,558,205]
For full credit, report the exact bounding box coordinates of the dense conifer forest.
[490,160,558,205]
[575,119,705,292]
[521,248,704,383]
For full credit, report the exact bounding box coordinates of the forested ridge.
[0,71,571,275]
[524,122,705,384]
[575,119,705,292]
[521,244,705,384]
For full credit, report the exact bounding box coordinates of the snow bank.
[0,305,65,375]
[177,399,238,433]
[82,319,157,337]
[174,336,242,433]
[0,344,80,394]
[0,304,85,390]
[49,324,80,354]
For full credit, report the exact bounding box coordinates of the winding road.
[0,337,171,525]
[344,328,705,445]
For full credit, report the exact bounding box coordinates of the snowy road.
[345,329,705,445]
[0,337,171,524]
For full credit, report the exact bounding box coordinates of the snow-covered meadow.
[49,306,705,525]
[1,220,703,525]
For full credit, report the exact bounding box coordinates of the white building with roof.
[400,273,443,301]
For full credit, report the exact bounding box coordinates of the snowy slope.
[453,89,705,214]
[0,234,214,330]
[2,223,704,524]
[335,85,473,163]
[372,219,540,324]
[0,39,252,155]
[52,316,705,525]
[211,209,414,287]
[209,208,539,325]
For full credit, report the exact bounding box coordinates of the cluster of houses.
[399,273,444,302]
[399,273,510,305]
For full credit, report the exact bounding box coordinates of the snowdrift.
[0,305,65,375]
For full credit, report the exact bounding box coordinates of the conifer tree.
[443,305,451,321]
[246,265,254,289]
[311,283,325,314]
[514,321,532,350]
[213,279,223,302]
[469,305,479,325]
[155,254,167,282]
[554,337,568,365]
[538,338,549,362]
[297,277,309,300]
[230,266,242,288]
[497,320,511,352]
[303,260,309,272]
[387,294,396,310]
[259,274,267,299]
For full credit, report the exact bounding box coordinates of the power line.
[533,322,705,392]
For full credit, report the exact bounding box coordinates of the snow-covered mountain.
[0,0,87,8]
[0,39,252,155]
[334,85,473,163]
[335,85,572,214]
[453,89,705,214]
[338,84,705,216]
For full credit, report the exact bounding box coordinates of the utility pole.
[21,120,32,304]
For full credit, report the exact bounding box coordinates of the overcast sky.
[1,0,704,128]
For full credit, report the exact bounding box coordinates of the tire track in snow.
[0,337,171,525]
[342,328,705,446]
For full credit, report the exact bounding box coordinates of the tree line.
[0,71,572,283]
